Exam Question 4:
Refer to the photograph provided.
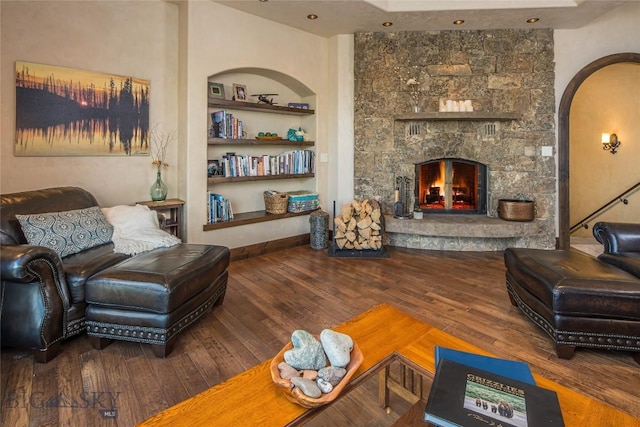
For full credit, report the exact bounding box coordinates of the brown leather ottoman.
[504,248,640,362]
[85,244,229,357]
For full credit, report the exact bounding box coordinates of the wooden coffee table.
[137,304,637,426]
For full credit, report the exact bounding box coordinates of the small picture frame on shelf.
[287,102,309,110]
[207,159,223,177]
[208,82,225,99]
[232,84,247,102]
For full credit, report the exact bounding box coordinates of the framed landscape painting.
[14,61,150,156]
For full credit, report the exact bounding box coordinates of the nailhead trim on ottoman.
[86,282,226,346]
[507,279,640,353]
[85,244,230,356]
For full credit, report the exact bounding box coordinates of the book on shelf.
[434,346,535,385]
[207,192,234,223]
[424,359,564,427]
[217,150,315,178]
[210,110,243,139]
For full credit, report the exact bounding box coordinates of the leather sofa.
[504,222,640,364]
[1,187,229,362]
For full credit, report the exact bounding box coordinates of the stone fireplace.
[353,29,557,250]
[416,158,487,214]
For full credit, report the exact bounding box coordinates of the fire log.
[332,198,384,251]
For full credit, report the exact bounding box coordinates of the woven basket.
[498,199,535,222]
[264,192,289,214]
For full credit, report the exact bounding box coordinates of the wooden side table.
[137,199,185,240]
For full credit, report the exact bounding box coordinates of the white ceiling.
[213,0,628,37]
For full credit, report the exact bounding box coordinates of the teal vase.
[150,171,168,201]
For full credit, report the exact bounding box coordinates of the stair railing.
[570,181,640,233]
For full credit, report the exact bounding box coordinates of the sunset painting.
[15,61,150,156]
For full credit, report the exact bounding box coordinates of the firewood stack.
[333,199,384,250]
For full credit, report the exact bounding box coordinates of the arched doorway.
[557,52,640,249]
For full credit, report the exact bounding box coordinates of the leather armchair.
[0,187,128,362]
[593,222,640,277]
[1,245,71,359]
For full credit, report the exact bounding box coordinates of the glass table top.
[296,355,435,427]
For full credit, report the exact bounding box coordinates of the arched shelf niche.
[204,67,318,230]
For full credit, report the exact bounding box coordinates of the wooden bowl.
[269,340,363,408]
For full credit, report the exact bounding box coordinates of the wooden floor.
[2,246,638,426]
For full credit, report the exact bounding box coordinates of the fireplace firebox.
[415,158,487,214]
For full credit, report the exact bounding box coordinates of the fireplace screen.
[415,158,487,214]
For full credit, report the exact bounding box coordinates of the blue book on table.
[434,346,535,385]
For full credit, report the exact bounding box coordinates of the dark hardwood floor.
[1,246,638,426]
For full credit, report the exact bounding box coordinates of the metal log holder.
[328,201,389,258]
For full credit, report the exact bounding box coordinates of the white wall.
[555,2,640,106]
[0,0,179,207]
[328,35,356,211]
[181,2,330,247]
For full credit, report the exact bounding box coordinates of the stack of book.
[287,190,319,213]
[207,192,233,223]
[210,110,243,139]
[219,150,315,178]
[423,347,564,427]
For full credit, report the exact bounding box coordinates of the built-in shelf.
[203,209,318,231]
[208,98,314,116]
[395,112,521,121]
[208,173,314,184]
[206,75,317,233]
[208,138,314,146]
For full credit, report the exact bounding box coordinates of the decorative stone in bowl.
[269,332,363,408]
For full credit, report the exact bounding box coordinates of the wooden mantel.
[395,111,521,121]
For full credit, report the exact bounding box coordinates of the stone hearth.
[354,29,557,250]
[384,215,540,251]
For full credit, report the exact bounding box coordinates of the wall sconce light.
[602,133,621,154]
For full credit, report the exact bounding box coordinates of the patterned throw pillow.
[16,206,114,258]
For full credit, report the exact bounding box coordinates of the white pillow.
[101,204,180,255]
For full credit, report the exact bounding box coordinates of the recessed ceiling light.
[307,14,318,20]
[382,21,393,27]
[453,19,465,25]
[526,17,540,23]
[259,0,268,2]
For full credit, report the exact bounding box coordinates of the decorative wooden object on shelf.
[137,199,185,240]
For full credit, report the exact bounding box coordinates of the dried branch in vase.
[150,125,175,172]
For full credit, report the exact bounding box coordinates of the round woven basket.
[264,192,289,214]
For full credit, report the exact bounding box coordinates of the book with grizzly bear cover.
[424,359,564,427]
[434,346,536,386]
